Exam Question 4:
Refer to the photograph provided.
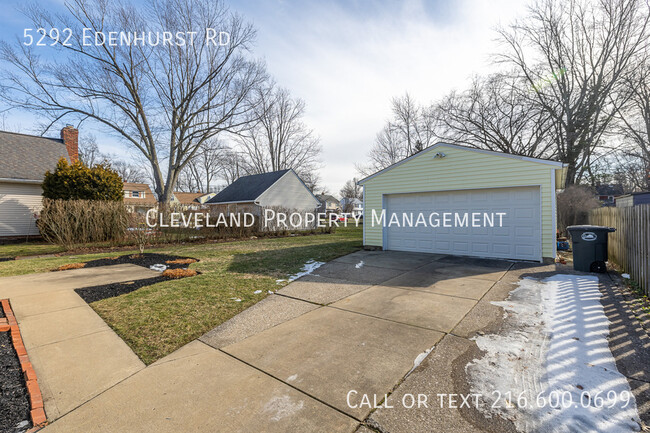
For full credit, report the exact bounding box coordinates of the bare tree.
[357,93,435,176]
[0,0,267,204]
[110,159,148,183]
[616,53,650,188]
[179,139,226,192]
[433,73,555,158]
[340,178,362,199]
[496,0,650,184]
[236,84,322,182]
[219,147,244,185]
[77,134,101,167]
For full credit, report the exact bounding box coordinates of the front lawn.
[0,226,363,364]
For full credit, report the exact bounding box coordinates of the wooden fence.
[590,205,650,295]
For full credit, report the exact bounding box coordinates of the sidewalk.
[0,264,160,421]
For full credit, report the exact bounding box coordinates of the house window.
[132,191,140,198]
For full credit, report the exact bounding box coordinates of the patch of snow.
[355,260,365,269]
[284,259,325,283]
[407,346,435,377]
[149,264,167,272]
[262,395,304,421]
[276,279,286,285]
[254,290,262,294]
[622,273,630,279]
[268,290,274,294]
[286,374,298,382]
[230,297,242,302]
[466,274,640,433]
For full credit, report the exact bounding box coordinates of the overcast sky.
[0,0,529,196]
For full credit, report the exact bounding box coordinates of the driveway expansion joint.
[217,347,362,423]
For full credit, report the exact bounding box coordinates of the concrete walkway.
[0,264,160,420]
[37,250,544,432]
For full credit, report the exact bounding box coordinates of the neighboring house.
[123,183,156,213]
[616,192,650,207]
[206,169,319,212]
[358,142,567,262]
[170,192,216,210]
[595,184,624,206]
[340,197,363,217]
[316,194,341,213]
[0,126,78,238]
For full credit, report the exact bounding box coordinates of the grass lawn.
[0,242,65,258]
[0,226,363,364]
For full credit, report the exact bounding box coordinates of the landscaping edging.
[0,299,47,432]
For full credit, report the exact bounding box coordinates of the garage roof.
[358,142,565,185]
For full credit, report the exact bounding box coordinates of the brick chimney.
[61,125,79,162]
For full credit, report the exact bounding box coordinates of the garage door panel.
[385,187,541,261]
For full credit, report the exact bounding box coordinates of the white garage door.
[385,186,541,261]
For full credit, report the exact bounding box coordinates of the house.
[316,194,341,214]
[595,184,624,206]
[357,143,567,262]
[0,126,78,238]
[615,192,650,207]
[206,169,319,212]
[340,197,363,217]
[123,183,156,213]
[170,192,216,210]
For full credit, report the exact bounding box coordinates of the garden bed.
[0,331,31,433]
[73,253,200,303]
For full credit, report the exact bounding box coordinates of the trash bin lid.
[566,225,616,232]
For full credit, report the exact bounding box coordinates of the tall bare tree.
[179,139,226,192]
[0,0,266,203]
[357,93,435,176]
[433,73,555,158]
[236,84,321,182]
[496,0,650,184]
[340,178,362,199]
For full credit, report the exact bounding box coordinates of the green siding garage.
[358,143,567,262]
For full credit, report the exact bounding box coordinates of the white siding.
[0,182,43,237]
[257,171,319,210]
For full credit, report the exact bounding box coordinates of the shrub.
[557,185,601,235]
[42,158,123,201]
[56,263,86,271]
[162,268,197,279]
[37,199,128,248]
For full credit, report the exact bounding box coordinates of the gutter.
[0,178,42,185]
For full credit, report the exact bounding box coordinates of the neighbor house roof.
[317,194,340,204]
[207,169,290,204]
[172,192,204,205]
[123,182,156,205]
[0,130,70,182]
[357,142,566,185]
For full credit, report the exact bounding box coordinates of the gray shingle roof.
[207,169,290,204]
[0,131,69,181]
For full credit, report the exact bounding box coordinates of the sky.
[0,0,530,196]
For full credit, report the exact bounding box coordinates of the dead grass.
[56,262,86,271]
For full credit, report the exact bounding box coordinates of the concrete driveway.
[41,250,549,432]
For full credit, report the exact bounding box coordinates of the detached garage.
[358,143,567,262]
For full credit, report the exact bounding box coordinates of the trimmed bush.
[42,158,123,201]
[162,268,197,279]
[37,199,128,248]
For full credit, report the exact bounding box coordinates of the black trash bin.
[566,225,616,273]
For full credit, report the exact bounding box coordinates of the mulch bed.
[74,253,199,304]
[82,253,196,270]
[0,332,31,433]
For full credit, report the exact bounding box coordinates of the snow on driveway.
[276,259,325,285]
[467,274,641,433]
